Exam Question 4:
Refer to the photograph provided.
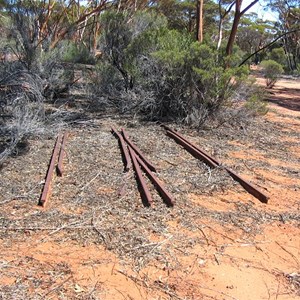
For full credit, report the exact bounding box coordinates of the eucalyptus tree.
[225,0,260,56]
[267,0,300,70]
[3,0,111,69]
[216,0,235,50]
[236,13,275,63]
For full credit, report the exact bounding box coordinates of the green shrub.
[94,10,250,127]
[142,39,249,124]
[62,42,95,64]
[245,88,268,116]
[269,47,286,68]
[99,11,167,90]
[260,59,284,88]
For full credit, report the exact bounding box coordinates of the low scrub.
[0,60,72,164]
[0,66,45,162]
[91,10,250,127]
[261,59,284,88]
[62,42,95,65]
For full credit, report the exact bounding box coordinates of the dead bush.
[0,66,46,163]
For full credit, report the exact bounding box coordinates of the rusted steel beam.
[121,128,157,173]
[128,147,153,207]
[165,127,269,204]
[226,168,268,204]
[162,124,219,165]
[166,131,218,168]
[135,154,174,207]
[57,132,68,177]
[39,134,62,207]
[111,127,132,172]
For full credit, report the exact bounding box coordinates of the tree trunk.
[225,0,259,56]
[196,0,204,42]
[217,0,235,51]
[283,39,293,71]
[225,0,242,56]
[217,19,223,50]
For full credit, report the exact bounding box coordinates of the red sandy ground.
[0,77,299,299]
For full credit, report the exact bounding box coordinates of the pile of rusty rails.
[112,128,174,207]
[161,125,269,204]
[39,132,68,207]
[38,126,268,208]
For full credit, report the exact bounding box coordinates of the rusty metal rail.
[162,125,220,166]
[166,130,218,168]
[163,126,269,204]
[128,146,153,207]
[113,128,174,207]
[57,132,68,177]
[112,127,132,172]
[39,134,63,207]
[121,128,157,173]
[135,154,174,207]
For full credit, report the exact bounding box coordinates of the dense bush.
[260,59,284,88]
[0,65,45,162]
[92,10,250,126]
[138,38,248,125]
[244,86,268,116]
[0,41,76,163]
[99,11,166,91]
[269,47,286,68]
[62,42,95,65]
[0,56,75,163]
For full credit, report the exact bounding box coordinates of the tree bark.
[225,0,259,56]
[196,0,204,42]
[225,0,242,56]
[217,0,235,50]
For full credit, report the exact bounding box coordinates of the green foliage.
[152,30,193,64]
[245,88,268,116]
[154,0,218,38]
[154,0,195,32]
[269,47,286,67]
[62,42,95,64]
[138,32,249,124]
[260,59,284,88]
[99,10,167,90]
[95,10,251,126]
[217,44,246,67]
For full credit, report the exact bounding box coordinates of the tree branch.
[226,1,236,16]
[239,29,300,66]
[241,0,259,16]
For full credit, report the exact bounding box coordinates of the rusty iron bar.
[56,132,68,177]
[111,127,132,172]
[225,168,268,204]
[121,128,157,173]
[39,134,63,207]
[134,154,174,207]
[166,131,218,168]
[128,146,153,207]
[162,124,220,165]
[164,127,269,204]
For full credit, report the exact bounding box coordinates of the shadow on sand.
[265,86,300,112]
